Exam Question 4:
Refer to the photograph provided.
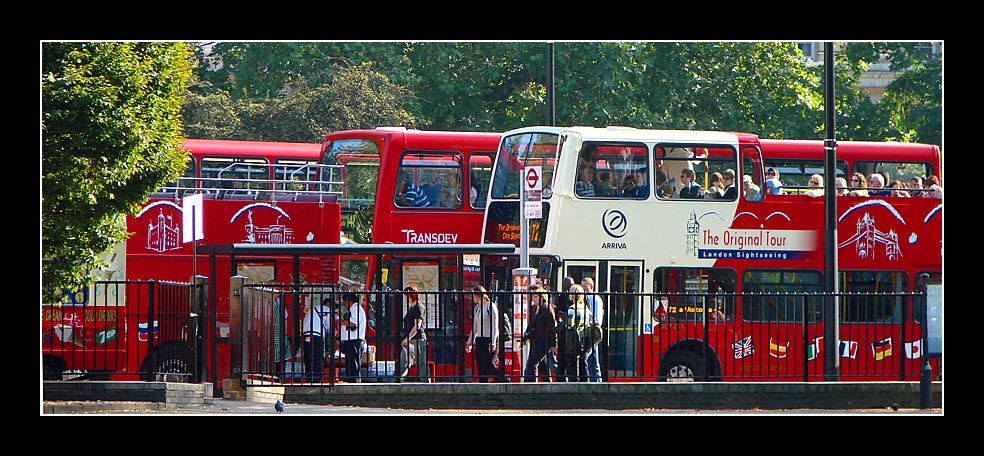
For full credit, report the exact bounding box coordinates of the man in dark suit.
[678,169,703,198]
[721,169,738,200]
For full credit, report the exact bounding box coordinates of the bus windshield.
[491,132,563,199]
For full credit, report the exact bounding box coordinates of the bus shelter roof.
[197,243,517,256]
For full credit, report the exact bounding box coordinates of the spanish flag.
[769,337,788,359]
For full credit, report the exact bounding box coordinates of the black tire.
[139,341,194,382]
[42,356,65,381]
[657,350,706,382]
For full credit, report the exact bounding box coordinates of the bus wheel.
[43,356,65,381]
[139,342,193,382]
[657,350,705,382]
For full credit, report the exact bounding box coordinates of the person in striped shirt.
[397,172,432,207]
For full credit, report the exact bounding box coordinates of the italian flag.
[806,337,823,361]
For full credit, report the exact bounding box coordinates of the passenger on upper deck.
[835,177,849,196]
[804,174,824,197]
[654,170,673,198]
[848,172,869,197]
[632,167,650,198]
[574,166,608,197]
[922,175,943,199]
[889,180,911,198]
[620,174,640,198]
[909,176,924,195]
[721,169,738,199]
[678,169,703,199]
[742,175,762,201]
[868,173,890,196]
[397,172,432,207]
[765,168,784,195]
[598,171,617,196]
[438,172,464,207]
[705,171,725,199]
[469,172,481,206]
[420,174,442,205]
[575,166,597,197]
[578,146,599,171]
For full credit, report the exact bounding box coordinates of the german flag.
[871,338,893,361]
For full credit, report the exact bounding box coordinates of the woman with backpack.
[563,284,592,382]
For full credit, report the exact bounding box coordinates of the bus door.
[606,261,643,380]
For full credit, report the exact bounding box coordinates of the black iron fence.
[41,280,940,387]
[41,279,206,382]
[237,286,942,386]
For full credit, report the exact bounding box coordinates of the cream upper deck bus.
[481,126,942,382]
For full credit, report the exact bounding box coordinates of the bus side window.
[394,152,463,208]
[468,153,494,209]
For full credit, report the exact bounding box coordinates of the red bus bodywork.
[321,128,505,379]
[43,139,344,387]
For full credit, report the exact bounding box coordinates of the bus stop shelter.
[196,243,517,390]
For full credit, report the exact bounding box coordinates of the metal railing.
[149,162,344,203]
[41,278,207,382]
[236,286,941,386]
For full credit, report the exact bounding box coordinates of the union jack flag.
[733,336,754,360]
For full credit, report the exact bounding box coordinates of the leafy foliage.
[41,42,194,304]
[39,41,941,303]
[182,73,245,140]
[190,60,416,143]
[192,42,940,148]
[839,42,942,145]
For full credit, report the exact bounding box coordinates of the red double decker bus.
[483,126,942,382]
[319,128,504,379]
[43,138,344,386]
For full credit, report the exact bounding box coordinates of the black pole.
[919,273,932,409]
[822,42,840,381]
[546,42,555,126]
[192,207,198,283]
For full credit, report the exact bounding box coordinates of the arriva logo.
[602,209,627,238]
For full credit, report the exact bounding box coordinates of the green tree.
[248,63,417,142]
[41,42,194,304]
[394,42,543,130]
[195,41,941,146]
[553,42,822,138]
[182,72,245,140]
[200,42,408,101]
[835,42,941,146]
[191,46,418,142]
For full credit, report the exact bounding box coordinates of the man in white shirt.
[301,296,331,383]
[339,292,367,383]
[581,277,605,383]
